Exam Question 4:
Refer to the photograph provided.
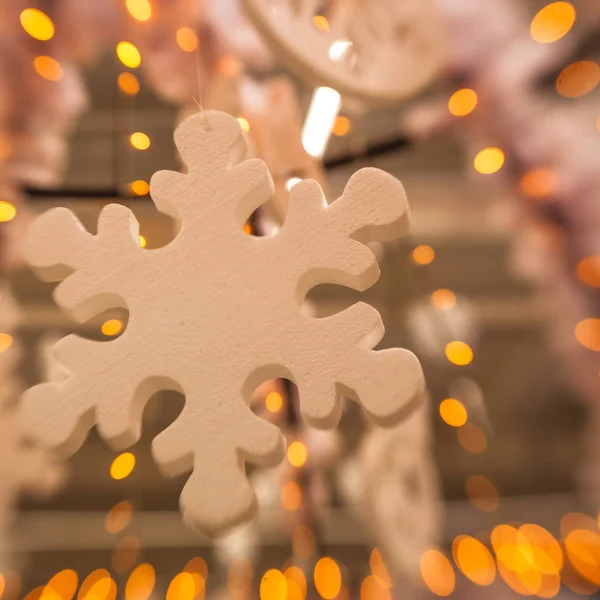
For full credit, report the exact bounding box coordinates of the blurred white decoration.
[302,86,341,158]
[360,401,442,582]
[406,294,478,360]
[242,0,446,105]
[214,522,258,566]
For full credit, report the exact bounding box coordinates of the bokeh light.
[556,61,600,98]
[564,529,600,585]
[360,576,391,600]
[420,549,456,596]
[0,201,17,222]
[281,481,302,511]
[313,558,341,600]
[20,8,55,41]
[452,535,496,585]
[412,245,435,265]
[0,333,14,353]
[118,72,140,96]
[184,557,208,582]
[126,0,152,21]
[125,564,155,600]
[34,56,63,81]
[287,441,308,468]
[78,570,115,600]
[260,570,286,600]
[465,475,499,512]
[104,501,133,534]
[237,117,251,133]
[130,132,151,150]
[166,573,196,600]
[520,168,558,198]
[575,319,600,351]
[284,567,306,599]
[431,289,456,309]
[117,42,142,68]
[102,319,123,337]
[457,423,487,454]
[577,256,600,287]
[265,392,283,413]
[110,452,136,480]
[312,15,329,31]
[332,116,351,136]
[448,89,478,117]
[139,235,147,249]
[41,570,78,600]
[530,2,576,43]
[445,341,473,366]
[474,147,505,174]
[131,180,150,196]
[370,549,392,588]
[176,27,199,52]
[439,398,468,427]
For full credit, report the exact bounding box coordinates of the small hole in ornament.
[242,209,279,237]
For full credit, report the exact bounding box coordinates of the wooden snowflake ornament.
[21,110,424,535]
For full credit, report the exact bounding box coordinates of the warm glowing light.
[452,536,496,585]
[260,569,286,600]
[243,222,253,235]
[439,398,468,427]
[292,525,316,559]
[125,564,155,600]
[564,529,600,585]
[0,333,13,353]
[284,567,306,599]
[185,557,208,582]
[265,392,283,413]
[102,319,123,337]
[110,452,136,480]
[302,87,341,158]
[287,441,308,468]
[412,245,435,265]
[314,558,341,600]
[286,178,303,191]
[420,549,455,596]
[465,475,499,512]
[229,560,252,600]
[313,15,329,31]
[130,132,151,150]
[177,27,199,52]
[370,549,392,588]
[332,116,351,136]
[517,524,563,575]
[575,319,600,351]
[112,535,141,573]
[23,587,45,600]
[457,423,487,454]
[445,341,473,366]
[126,0,152,21]
[139,236,147,249]
[0,201,17,223]
[520,168,558,198]
[118,72,140,96]
[431,289,456,309]
[474,147,505,175]
[360,576,391,600]
[556,61,600,98]
[42,570,78,600]
[78,570,115,600]
[166,573,196,600]
[20,8,55,40]
[105,501,133,534]
[329,39,353,62]
[117,42,142,68]
[448,89,478,117]
[130,180,149,196]
[281,481,302,511]
[577,256,600,287]
[0,575,5,599]
[237,117,251,133]
[531,2,576,43]
[34,56,63,81]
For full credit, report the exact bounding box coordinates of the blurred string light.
[302,87,341,158]
[420,549,456,596]
[556,61,600,98]
[237,117,251,133]
[474,147,505,174]
[130,180,150,196]
[125,0,152,22]
[130,132,151,150]
[520,168,557,199]
[445,341,473,366]
[139,235,147,249]
[287,441,308,467]
[575,318,600,351]
[465,475,499,512]
[281,481,302,511]
[110,452,136,480]
[332,116,351,136]
[448,89,478,117]
[118,72,140,96]
[102,319,123,337]
[412,245,435,266]
[360,576,391,600]
[457,423,487,454]
[576,256,600,287]
[166,573,196,600]
[41,570,78,600]
[452,536,496,585]
[265,391,283,413]
[369,549,392,588]
[530,2,576,44]
[117,42,142,69]
[260,569,286,600]
[176,27,199,53]
[34,56,63,81]
[431,289,456,310]
[0,201,17,222]
[284,567,306,600]
[125,564,155,600]
[112,535,141,573]
[0,333,13,352]
[104,500,133,534]
[77,570,115,600]
[312,15,329,31]
[313,558,341,600]
[439,398,468,427]
[20,8,55,41]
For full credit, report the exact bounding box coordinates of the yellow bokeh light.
[117,42,142,69]
[564,529,600,586]
[313,15,329,31]
[420,549,455,596]
[0,201,17,223]
[185,557,208,582]
[41,570,78,600]
[448,89,478,117]
[474,147,505,175]
[556,61,600,98]
[34,56,63,81]
[287,441,308,468]
[332,116,351,136]
[531,2,576,43]
[457,423,487,454]
[139,235,147,248]
[465,475,499,512]
[292,525,316,559]
[166,573,196,600]
[281,481,302,511]
[78,570,115,600]
[176,27,199,52]
[431,289,456,310]
[110,452,136,480]
[439,398,468,427]
[237,117,251,133]
[517,524,563,575]
[445,341,473,366]
[313,558,341,600]
[370,549,392,588]
[130,132,151,150]
[125,564,155,600]
[284,567,306,599]
[130,180,149,196]
[20,8,55,41]
[104,501,133,534]
[126,0,152,21]
[452,535,496,585]
[0,575,4,599]
[520,168,558,199]
[575,319,600,351]
[265,392,283,413]
[0,333,14,353]
[412,245,435,266]
[229,559,253,600]
[260,569,287,600]
[101,319,123,337]
[577,256,600,288]
[23,587,45,600]
[360,576,391,600]
[118,72,140,96]
[244,222,253,235]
